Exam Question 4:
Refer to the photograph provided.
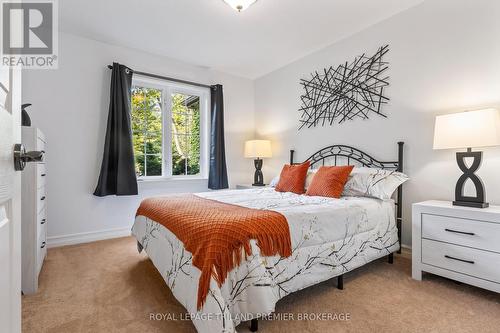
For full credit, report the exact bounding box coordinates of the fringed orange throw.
[136,194,292,310]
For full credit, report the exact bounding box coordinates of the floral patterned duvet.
[132,188,399,333]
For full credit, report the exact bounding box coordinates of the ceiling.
[59,0,424,79]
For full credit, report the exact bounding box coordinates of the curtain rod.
[107,65,212,89]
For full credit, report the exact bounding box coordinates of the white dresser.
[21,127,47,294]
[412,201,500,293]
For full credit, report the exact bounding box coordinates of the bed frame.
[249,142,404,332]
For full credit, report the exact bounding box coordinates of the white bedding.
[132,188,399,333]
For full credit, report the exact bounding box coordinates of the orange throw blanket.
[136,194,292,310]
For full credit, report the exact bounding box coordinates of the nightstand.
[235,184,270,189]
[412,200,500,293]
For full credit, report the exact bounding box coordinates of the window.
[131,76,209,180]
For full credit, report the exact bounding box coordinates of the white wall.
[22,32,255,246]
[22,0,500,248]
[254,0,500,247]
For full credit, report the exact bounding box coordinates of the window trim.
[132,74,210,181]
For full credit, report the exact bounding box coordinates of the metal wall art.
[299,45,389,130]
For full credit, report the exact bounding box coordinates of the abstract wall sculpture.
[299,45,389,130]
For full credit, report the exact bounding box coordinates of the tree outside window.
[131,82,205,178]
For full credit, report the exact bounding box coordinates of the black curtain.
[93,63,138,196]
[208,84,229,189]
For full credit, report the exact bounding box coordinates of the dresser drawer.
[37,205,47,275]
[36,186,47,213]
[422,213,500,253]
[37,208,47,242]
[37,163,46,189]
[422,239,500,283]
[37,234,47,275]
[39,221,47,252]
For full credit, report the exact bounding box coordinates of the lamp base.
[453,200,489,209]
[253,158,265,186]
[454,148,489,209]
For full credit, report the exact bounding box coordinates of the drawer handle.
[445,228,475,236]
[41,219,46,225]
[41,242,46,249]
[444,255,474,264]
[40,196,46,201]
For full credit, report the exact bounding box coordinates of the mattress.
[132,188,399,333]
[196,187,396,249]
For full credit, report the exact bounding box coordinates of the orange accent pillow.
[275,161,311,194]
[306,165,354,198]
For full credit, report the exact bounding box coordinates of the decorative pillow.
[342,167,409,200]
[306,166,354,198]
[275,162,311,194]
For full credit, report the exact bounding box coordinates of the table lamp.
[433,108,500,208]
[244,140,272,186]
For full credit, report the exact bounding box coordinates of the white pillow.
[305,169,318,189]
[269,175,280,187]
[342,167,409,200]
[270,170,318,188]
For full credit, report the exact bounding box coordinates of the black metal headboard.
[290,142,404,254]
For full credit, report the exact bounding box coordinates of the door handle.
[14,144,44,171]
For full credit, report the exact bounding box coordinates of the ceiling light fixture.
[223,0,258,12]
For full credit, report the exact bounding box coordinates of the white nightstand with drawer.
[412,201,500,293]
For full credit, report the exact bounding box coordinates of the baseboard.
[47,227,132,248]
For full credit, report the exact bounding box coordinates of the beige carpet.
[23,237,500,333]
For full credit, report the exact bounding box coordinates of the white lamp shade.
[223,0,257,12]
[433,109,500,150]
[244,140,272,158]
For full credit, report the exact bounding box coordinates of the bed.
[131,142,404,333]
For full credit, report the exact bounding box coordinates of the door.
[0,67,22,332]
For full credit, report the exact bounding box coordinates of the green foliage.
[171,94,200,176]
[131,87,162,176]
[131,87,201,177]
